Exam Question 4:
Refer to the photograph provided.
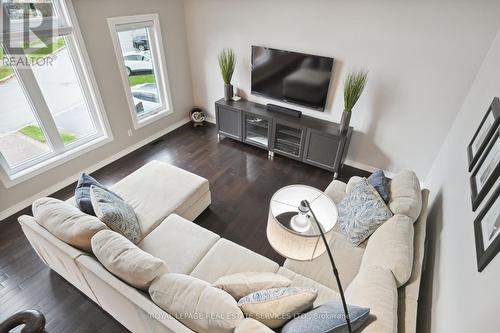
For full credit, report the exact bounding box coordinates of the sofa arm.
[346,266,398,333]
[324,180,347,204]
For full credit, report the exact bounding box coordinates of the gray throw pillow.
[90,185,141,244]
[282,301,370,333]
[337,179,393,246]
[75,173,122,216]
[367,170,390,202]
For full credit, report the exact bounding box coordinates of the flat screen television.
[251,46,334,111]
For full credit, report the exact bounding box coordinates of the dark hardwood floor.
[0,123,369,332]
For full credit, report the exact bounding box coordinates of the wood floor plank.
[0,123,369,332]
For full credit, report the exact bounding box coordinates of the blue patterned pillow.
[90,185,141,244]
[367,170,390,202]
[282,301,370,333]
[337,179,393,246]
[75,173,121,216]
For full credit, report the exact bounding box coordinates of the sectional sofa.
[18,160,428,332]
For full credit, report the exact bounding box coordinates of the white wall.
[184,0,500,178]
[419,30,500,333]
[0,0,194,217]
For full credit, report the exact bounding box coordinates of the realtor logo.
[1,0,57,67]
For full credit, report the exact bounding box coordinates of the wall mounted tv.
[251,46,334,111]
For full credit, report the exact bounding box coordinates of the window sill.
[0,134,113,189]
[133,108,172,129]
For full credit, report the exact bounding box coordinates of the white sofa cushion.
[238,287,317,328]
[346,266,398,333]
[91,230,168,290]
[149,273,244,333]
[277,267,340,307]
[324,180,347,204]
[139,214,220,274]
[214,272,292,300]
[234,318,274,333]
[111,161,210,238]
[284,230,366,292]
[191,238,279,283]
[362,214,414,287]
[388,170,422,222]
[32,197,107,252]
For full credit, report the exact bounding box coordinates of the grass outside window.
[19,125,78,145]
[128,74,155,87]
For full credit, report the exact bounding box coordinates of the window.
[0,0,111,186]
[108,14,172,129]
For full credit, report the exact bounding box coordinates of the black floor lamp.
[267,185,352,333]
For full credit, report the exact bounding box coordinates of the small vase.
[339,110,351,135]
[224,84,233,101]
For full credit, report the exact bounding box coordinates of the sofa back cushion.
[149,273,243,333]
[213,272,292,301]
[32,197,108,252]
[388,170,422,222]
[91,230,168,290]
[361,214,414,287]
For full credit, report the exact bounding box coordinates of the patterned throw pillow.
[237,287,317,328]
[75,173,122,216]
[213,272,292,300]
[90,185,141,244]
[367,169,390,202]
[337,179,393,246]
[282,301,370,333]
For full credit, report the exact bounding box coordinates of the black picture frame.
[470,128,500,211]
[474,185,500,272]
[467,97,500,172]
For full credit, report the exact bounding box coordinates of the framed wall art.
[470,128,500,211]
[467,97,500,172]
[474,184,500,272]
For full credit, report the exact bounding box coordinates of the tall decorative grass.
[344,70,368,112]
[218,49,236,85]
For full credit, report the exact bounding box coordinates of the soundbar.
[266,104,302,118]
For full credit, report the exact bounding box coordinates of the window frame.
[0,0,112,188]
[107,14,173,129]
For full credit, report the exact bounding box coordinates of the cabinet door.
[216,105,242,140]
[303,129,340,171]
[272,121,305,160]
[242,113,272,149]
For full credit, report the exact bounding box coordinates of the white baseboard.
[0,117,190,221]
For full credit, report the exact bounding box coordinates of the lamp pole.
[302,200,352,333]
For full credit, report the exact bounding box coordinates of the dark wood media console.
[215,98,353,178]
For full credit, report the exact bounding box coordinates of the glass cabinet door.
[274,123,304,158]
[244,114,270,147]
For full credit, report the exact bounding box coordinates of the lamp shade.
[267,185,338,261]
